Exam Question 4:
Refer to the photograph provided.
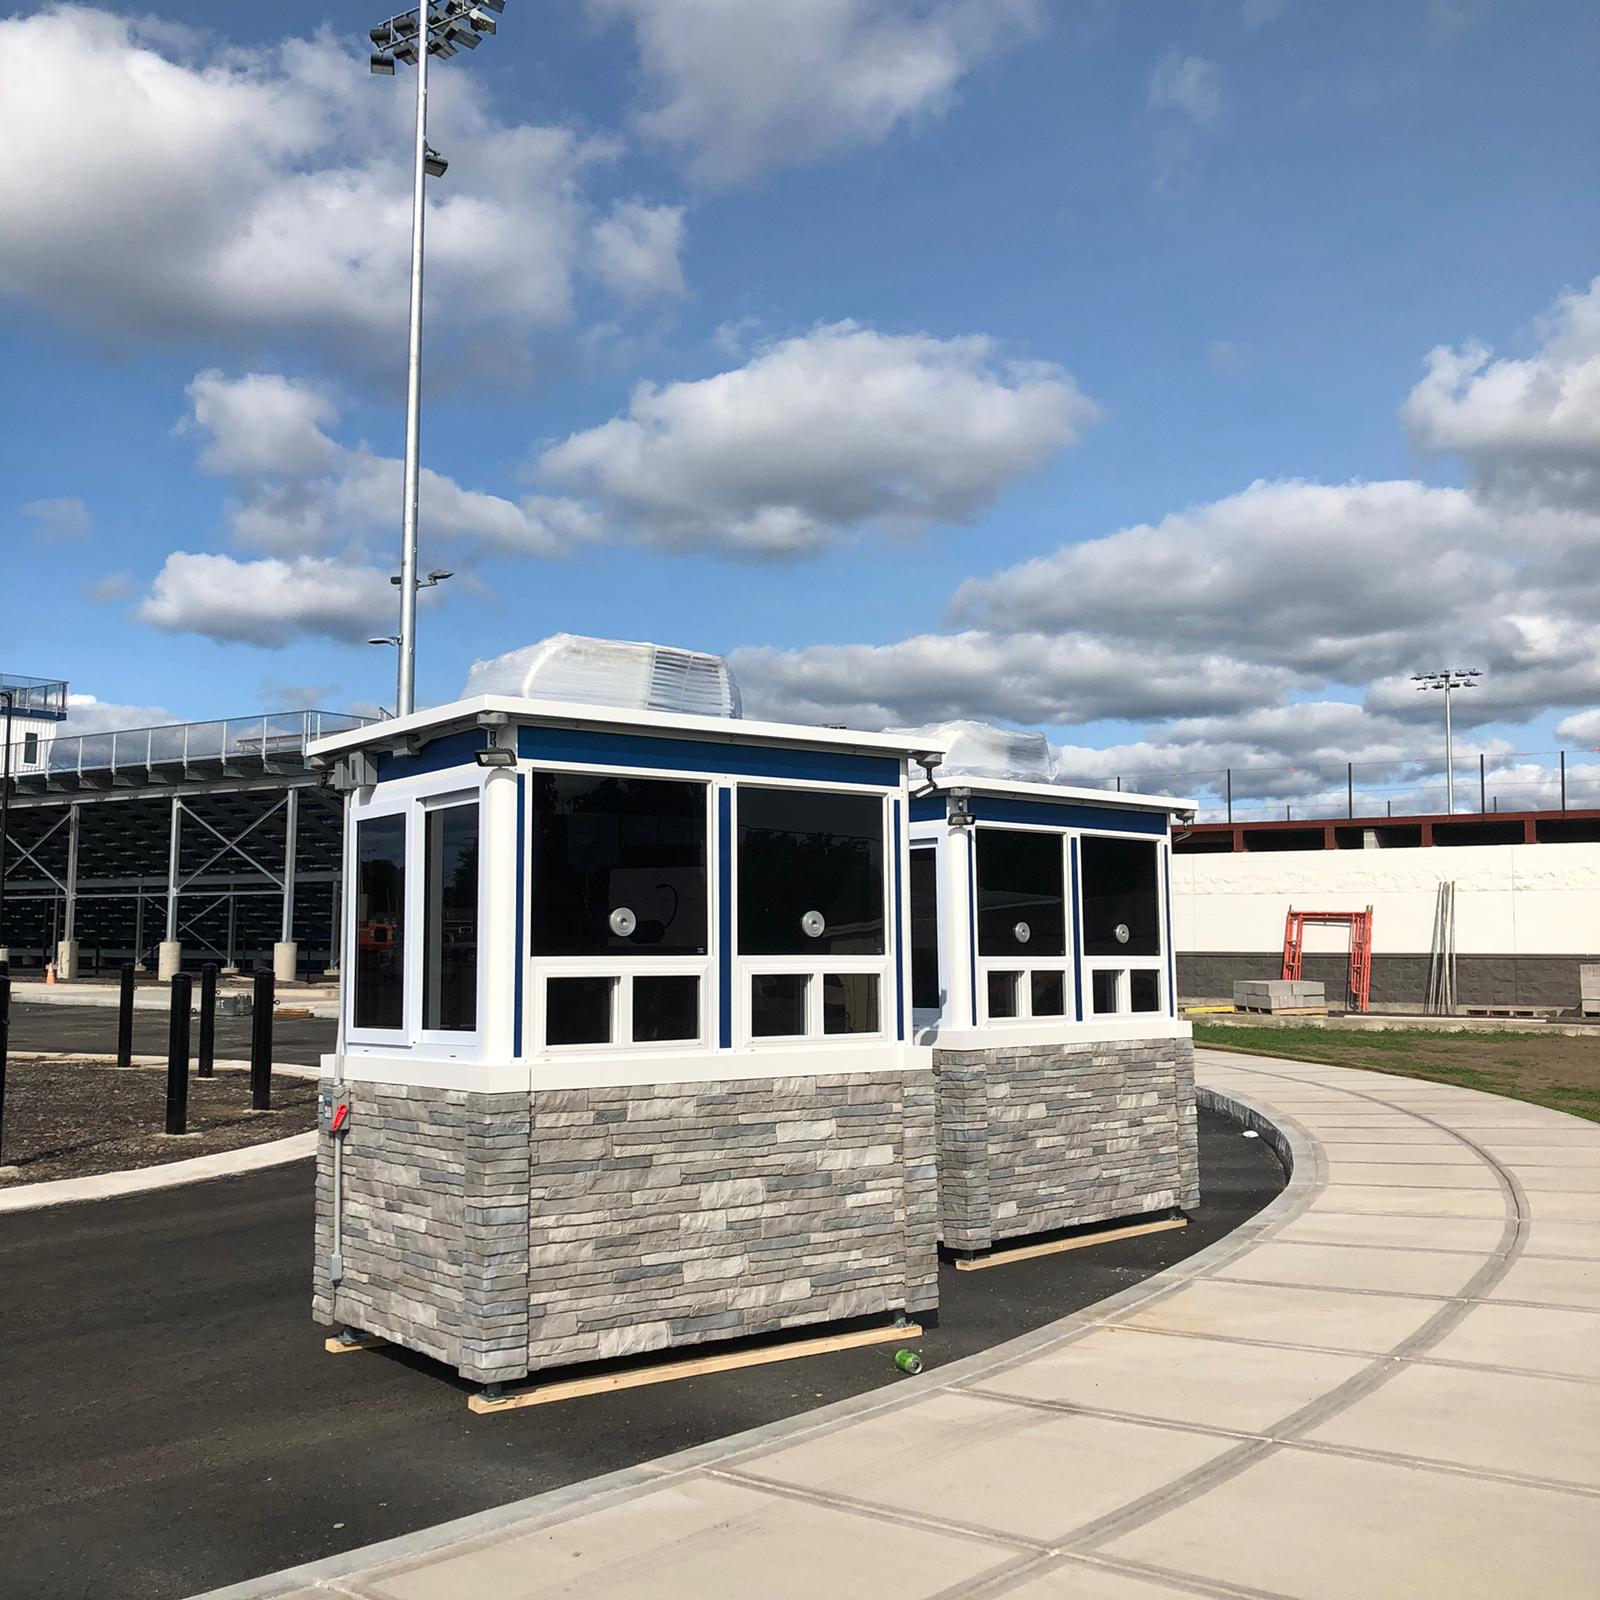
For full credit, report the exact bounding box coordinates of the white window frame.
[731,780,895,1050]
[526,769,716,1058]
[973,823,1073,1027]
[1078,831,1166,1019]
[344,772,489,1058]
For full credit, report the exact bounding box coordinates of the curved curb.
[186,1068,1306,1600]
[0,1129,316,1215]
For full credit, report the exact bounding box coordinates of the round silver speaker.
[801,909,826,939]
[609,906,638,938]
[1114,922,1130,944]
[1013,921,1031,944]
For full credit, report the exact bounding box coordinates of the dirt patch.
[1194,1024,1600,1122]
[0,1060,316,1184]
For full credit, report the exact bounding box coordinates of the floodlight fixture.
[475,746,517,768]
[369,635,402,647]
[370,53,395,73]
[1413,667,1484,815]
[423,145,448,177]
[468,11,498,34]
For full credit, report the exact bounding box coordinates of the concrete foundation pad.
[1307,1361,1600,1486]
[355,1475,1015,1600]
[973,1325,1369,1434]
[1104,1446,1600,1600]
[157,940,182,981]
[1426,1303,1600,1379]
[1214,1239,1483,1297]
[749,1390,1232,1543]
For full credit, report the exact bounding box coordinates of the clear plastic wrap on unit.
[886,719,1056,783]
[462,634,743,719]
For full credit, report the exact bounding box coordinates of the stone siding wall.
[314,1068,937,1384]
[935,1036,1200,1254]
[312,1081,531,1384]
[523,1070,937,1371]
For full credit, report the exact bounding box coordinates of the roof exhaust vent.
[885,719,1056,784]
[463,634,742,720]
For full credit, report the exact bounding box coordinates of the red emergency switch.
[330,1101,351,1134]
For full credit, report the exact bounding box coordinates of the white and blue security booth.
[306,638,945,1392]
[902,723,1201,1257]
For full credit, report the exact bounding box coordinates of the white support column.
[941,823,977,1031]
[158,796,183,980]
[325,867,343,978]
[274,786,300,983]
[479,768,520,1062]
[57,801,81,979]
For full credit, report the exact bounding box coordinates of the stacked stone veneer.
[934,1035,1200,1254]
[314,1069,937,1384]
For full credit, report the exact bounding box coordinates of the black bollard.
[116,962,136,1069]
[197,963,217,1079]
[0,973,10,1166]
[250,967,273,1111]
[165,972,192,1136]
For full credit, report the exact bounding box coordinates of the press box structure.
[306,643,946,1387]
[903,724,1201,1255]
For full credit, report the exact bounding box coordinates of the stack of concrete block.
[1581,964,1600,1018]
[1233,979,1327,1015]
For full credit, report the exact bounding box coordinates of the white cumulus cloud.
[1403,276,1600,511]
[538,322,1096,557]
[588,0,1042,186]
[0,7,679,363]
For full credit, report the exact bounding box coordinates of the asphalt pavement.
[0,1112,1284,1600]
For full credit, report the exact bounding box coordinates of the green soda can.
[895,1349,923,1375]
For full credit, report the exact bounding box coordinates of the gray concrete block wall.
[523,1070,938,1371]
[315,1068,938,1384]
[935,1035,1200,1253]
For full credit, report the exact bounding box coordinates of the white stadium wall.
[1173,842,1600,1010]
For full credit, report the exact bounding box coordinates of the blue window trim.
[1163,845,1176,1018]
[513,773,525,1057]
[374,725,903,788]
[908,793,945,823]
[717,788,733,1049]
[892,799,904,1042]
[1069,837,1083,1021]
[971,795,1169,835]
[521,725,898,786]
[966,833,979,1026]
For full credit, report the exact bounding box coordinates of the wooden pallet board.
[468,1320,923,1414]
[324,1334,388,1354]
[955,1214,1187,1272]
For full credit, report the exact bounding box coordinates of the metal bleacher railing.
[5,710,373,782]
[1057,747,1600,826]
[0,674,70,720]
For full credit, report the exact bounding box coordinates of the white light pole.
[368,1,504,717]
[1413,669,1482,815]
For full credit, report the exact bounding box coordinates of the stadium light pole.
[1413,669,1481,815]
[368,1,505,717]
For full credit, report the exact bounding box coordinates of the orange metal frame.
[1282,906,1374,1013]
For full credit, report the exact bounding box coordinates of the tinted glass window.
[823,973,880,1035]
[751,973,808,1035]
[987,970,1021,1019]
[633,975,699,1042]
[1081,836,1161,957]
[1031,969,1066,1017]
[547,976,613,1045]
[530,774,707,957]
[976,830,1065,957]
[423,804,478,1032]
[1130,969,1162,1013]
[354,814,405,1030]
[910,849,939,1009]
[1092,969,1121,1014]
[737,788,884,956]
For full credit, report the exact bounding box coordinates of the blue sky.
[2,1,1598,809]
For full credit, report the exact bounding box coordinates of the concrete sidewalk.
[199,1050,1600,1600]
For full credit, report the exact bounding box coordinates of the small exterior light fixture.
[423,145,448,177]
[947,789,975,828]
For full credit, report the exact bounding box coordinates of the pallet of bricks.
[1232,979,1328,1016]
